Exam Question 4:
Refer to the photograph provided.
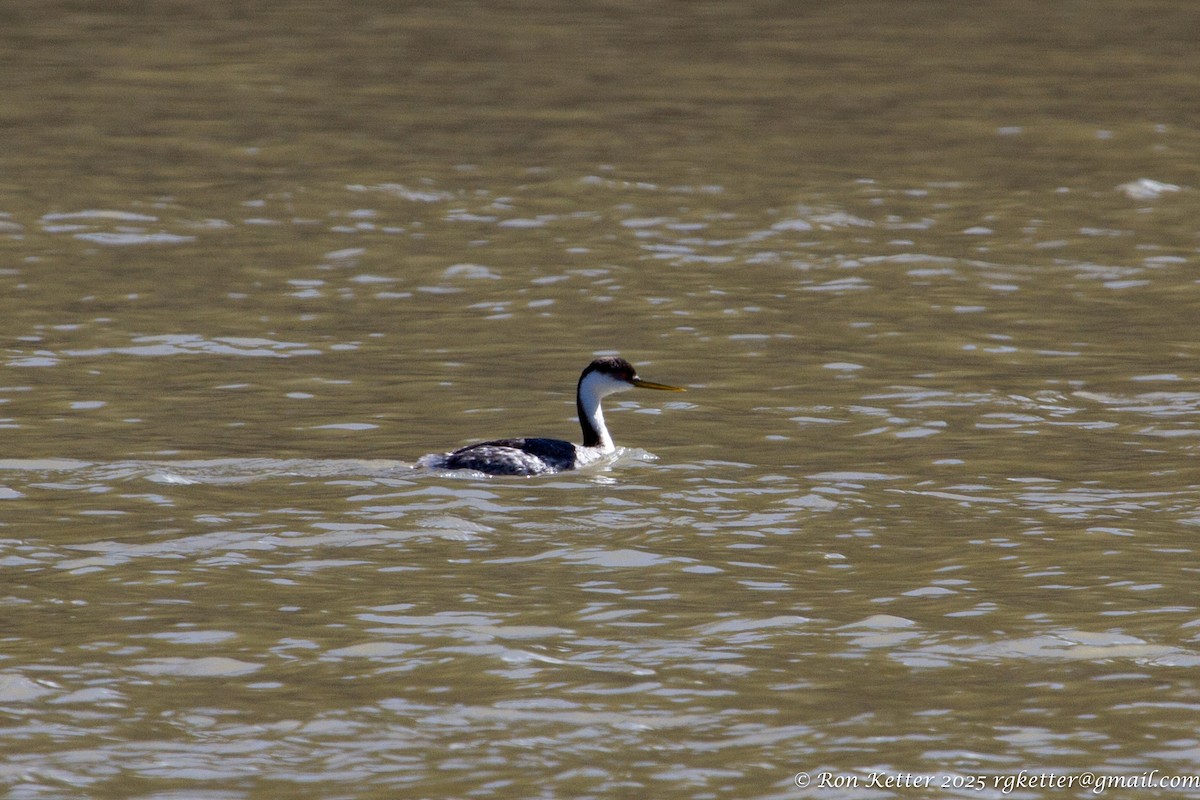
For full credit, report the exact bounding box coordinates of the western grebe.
[417,356,685,476]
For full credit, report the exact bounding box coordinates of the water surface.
[3,2,1200,798]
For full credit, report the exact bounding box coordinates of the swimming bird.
[417,356,685,476]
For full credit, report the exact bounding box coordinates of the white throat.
[577,370,634,453]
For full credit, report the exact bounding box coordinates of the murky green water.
[4,2,1200,798]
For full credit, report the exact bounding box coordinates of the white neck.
[577,371,633,453]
